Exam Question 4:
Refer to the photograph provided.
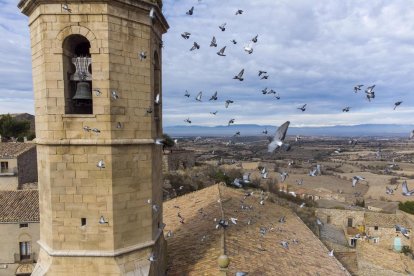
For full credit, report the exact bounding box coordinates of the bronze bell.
[72,81,92,100]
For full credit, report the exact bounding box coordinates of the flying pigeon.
[296,179,304,185]
[298,104,307,112]
[83,126,91,132]
[352,176,365,187]
[244,44,253,54]
[231,39,237,44]
[190,42,200,51]
[233,69,244,81]
[385,186,394,195]
[295,135,301,142]
[184,90,190,97]
[251,35,258,43]
[210,36,217,47]
[148,253,157,262]
[210,111,218,115]
[184,118,192,124]
[268,121,290,152]
[261,75,269,80]
[154,93,160,105]
[402,181,414,196]
[354,84,363,93]
[166,230,173,238]
[230,217,238,224]
[217,46,226,56]
[181,32,191,39]
[149,7,155,20]
[93,88,102,96]
[328,249,334,256]
[111,90,119,100]
[280,241,289,249]
[234,131,240,137]
[186,6,194,15]
[262,128,268,135]
[228,119,235,126]
[274,93,281,100]
[342,107,351,112]
[91,128,101,134]
[395,224,410,238]
[394,101,403,110]
[209,91,218,101]
[116,122,122,129]
[97,160,105,169]
[146,107,153,114]
[139,51,147,61]
[219,23,227,31]
[309,169,317,177]
[258,70,267,76]
[365,85,375,101]
[262,88,268,94]
[235,9,243,15]
[62,3,72,13]
[195,91,202,101]
[299,202,306,208]
[225,100,234,108]
[267,89,276,94]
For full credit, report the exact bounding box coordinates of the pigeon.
[149,7,155,20]
[299,202,306,208]
[279,172,289,182]
[385,186,394,195]
[155,138,165,145]
[231,39,237,44]
[261,88,269,94]
[230,217,238,224]
[148,253,157,262]
[233,69,244,81]
[262,128,268,135]
[342,107,351,112]
[97,160,105,169]
[278,216,286,223]
[251,35,258,43]
[395,224,410,238]
[91,128,101,134]
[280,241,289,249]
[234,131,241,137]
[316,218,323,226]
[268,121,290,152]
[154,93,160,104]
[274,93,281,100]
[217,46,226,56]
[209,91,218,101]
[190,42,200,51]
[181,32,191,39]
[152,204,160,213]
[244,44,253,54]
[166,230,173,238]
[365,85,375,93]
[139,51,147,61]
[258,70,267,76]
[309,169,317,177]
[210,111,218,115]
[236,272,248,276]
[83,126,91,132]
[352,176,365,187]
[146,107,153,114]
[111,90,119,100]
[298,104,307,112]
[354,85,363,93]
[93,88,102,96]
[242,172,251,183]
[225,100,234,108]
[402,181,414,196]
[365,85,375,101]
[267,89,276,94]
[261,75,269,80]
[219,23,227,31]
[184,118,192,124]
[217,219,229,229]
[328,249,334,256]
[394,101,403,110]
[116,122,122,129]
[195,91,202,102]
[184,90,190,97]
[186,6,194,15]
[296,179,304,185]
[232,178,243,188]
[62,3,72,13]
[210,36,217,47]
[295,135,301,142]
[259,227,267,236]
[235,9,243,15]
[228,119,235,126]
[261,171,268,179]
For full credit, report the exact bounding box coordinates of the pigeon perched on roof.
[190,42,200,51]
[181,32,191,39]
[154,93,160,104]
[280,241,289,249]
[210,36,217,47]
[242,172,251,184]
[385,186,394,195]
[149,7,155,20]
[268,121,290,152]
[395,224,410,238]
[352,176,365,187]
[298,104,307,112]
[186,6,194,15]
[217,46,226,56]
[91,128,101,134]
[195,91,202,102]
[232,178,243,188]
[233,69,244,81]
[235,9,243,15]
[225,100,234,108]
[230,217,238,224]
[148,253,157,262]
[402,181,414,196]
[354,84,363,93]
[219,23,227,31]
[394,101,403,110]
[299,202,306,208]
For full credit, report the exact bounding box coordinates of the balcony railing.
[13,253,36,264]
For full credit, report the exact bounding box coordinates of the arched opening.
[62,34,93,114]
[154,51,161,136]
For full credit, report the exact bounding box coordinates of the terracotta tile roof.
[0,190,39,223]
[364,212,410,228]
[163,184,350,275]
[0,142,35,158]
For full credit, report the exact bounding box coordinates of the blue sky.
[2,0,414,127]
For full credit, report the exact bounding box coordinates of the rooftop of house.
[0,190,39,223]
[163,184,350,275]
[0,142,35,158]
[364,212,410,228]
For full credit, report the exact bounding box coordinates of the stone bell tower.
[18,0,168,275]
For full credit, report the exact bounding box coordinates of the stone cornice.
[35,138,156,146]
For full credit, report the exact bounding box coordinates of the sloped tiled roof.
[163,184,350,275]
[0,190,39,223]
[0,142,35,158]
[364,212,410,228]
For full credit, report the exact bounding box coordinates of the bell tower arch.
[17,0,168,275]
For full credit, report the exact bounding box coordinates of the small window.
[19,223,28,228]
[374,226,378,230]
[327,215,331,224]
[0,162,8,173]
[19,241,31,260]
[81,218,86,226]
[347,217,353,227]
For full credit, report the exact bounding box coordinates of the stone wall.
[316,208,365,228]
[366,226,411,249]
[358,259,405,276]
[0,158,18,190]
[163,150,195,172]
[17,146,38,185]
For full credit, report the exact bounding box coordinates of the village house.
[0,143,37,191]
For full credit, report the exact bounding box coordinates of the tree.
[399,201,414,215]
[0,114,31,141]
[162,133,175,148]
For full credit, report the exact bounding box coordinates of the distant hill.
[1,113,35,133]
[164,124,414,137]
